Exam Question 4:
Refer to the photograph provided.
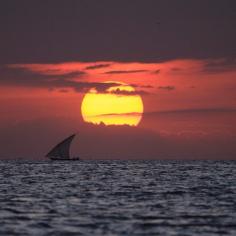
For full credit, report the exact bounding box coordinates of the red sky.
[0,59,235,159]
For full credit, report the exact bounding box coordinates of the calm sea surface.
[0,160,236,236]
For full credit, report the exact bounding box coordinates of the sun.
[81,82,144,126]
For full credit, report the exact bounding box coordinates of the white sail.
[46,134,76,160]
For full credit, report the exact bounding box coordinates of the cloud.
[1,117,235,159]
[58,89,69,93]
[202,58,236,74]
[7,64,86,77]
[55,71,86,78]
[83,108,236,121]
[139,85,154,89]
[171,67,183,72]
[158,86,175,91]
[153,69,161,74]
[144,108,236,116]
[0,65,121,93]
[85,64,111,70]
[104,70,148,74]
[45,80,124,93]
[3,59,236,97]
[108,88,150,96]
[88,112,143,118]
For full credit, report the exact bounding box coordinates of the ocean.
[0,160,235,236]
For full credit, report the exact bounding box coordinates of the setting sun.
[81,82,144,126]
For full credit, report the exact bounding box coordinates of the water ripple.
[0,160,236,235]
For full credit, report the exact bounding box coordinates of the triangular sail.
[46,134,76,159]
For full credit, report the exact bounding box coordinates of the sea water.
[0,160,235,236]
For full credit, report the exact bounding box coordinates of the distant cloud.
[202,58,236,74]
[0,66,121,93]
[153,69,161,74]
[104,70,148,74]
[58,89,69,93]
[171,67,183,72]
[145,108,236,115]
[53,71,86,79]
[87,112,143,118]
[7,64,86,77]
[3,59,236,97]
[85,64,111,70]
[109,88,150,96]
[139,85,154,89]
[158,86,175,91]
[1,115,235,159]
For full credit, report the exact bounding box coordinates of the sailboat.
[46,134,80,161]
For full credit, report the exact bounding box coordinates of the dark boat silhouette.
[46,134,80,161]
